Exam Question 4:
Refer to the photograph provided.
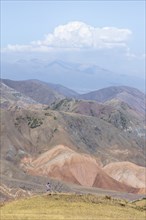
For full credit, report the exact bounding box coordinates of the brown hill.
[2,79,65,105]
[78,86,145,114]
[137,188,146,194]
[1,81,146,198]
[50,98,145,141]
[103,162,146,188]
[21,145,139,193]
[1,105,145,167]
[50,99,113,117]
[2,80,145,115]
[0,82,37,108]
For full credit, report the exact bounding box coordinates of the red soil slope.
[21,145,142,194]
[103,161,146,188]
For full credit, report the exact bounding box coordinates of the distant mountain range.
[1,59,145,92]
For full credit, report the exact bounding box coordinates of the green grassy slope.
[1,193,145,220]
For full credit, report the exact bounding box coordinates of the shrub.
[27,116,43,128]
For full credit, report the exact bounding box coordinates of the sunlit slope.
[103,161,146,188]
[1,194,146,220]
[21,145,140,194]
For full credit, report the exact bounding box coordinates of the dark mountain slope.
[0,82,37,108]
[2,79,64,105]
[47,82,78,98]
[78,86,145,114]
[2,79,79,105]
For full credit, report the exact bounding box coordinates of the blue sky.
[1,0,145,53]
[1,0,145,92]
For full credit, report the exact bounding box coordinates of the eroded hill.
[0,80,145,198]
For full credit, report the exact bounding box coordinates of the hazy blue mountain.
[1,59,144,93]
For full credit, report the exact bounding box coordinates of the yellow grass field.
[0,193,146,220]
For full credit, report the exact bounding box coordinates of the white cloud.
[3,21,132,52]
[5,44,53,52]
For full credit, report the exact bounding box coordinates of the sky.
[1,0,145,92]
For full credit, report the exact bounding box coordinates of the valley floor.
[0,193,146,220]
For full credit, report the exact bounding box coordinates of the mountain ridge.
[2,79,145,112]
[1,78,145,197]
